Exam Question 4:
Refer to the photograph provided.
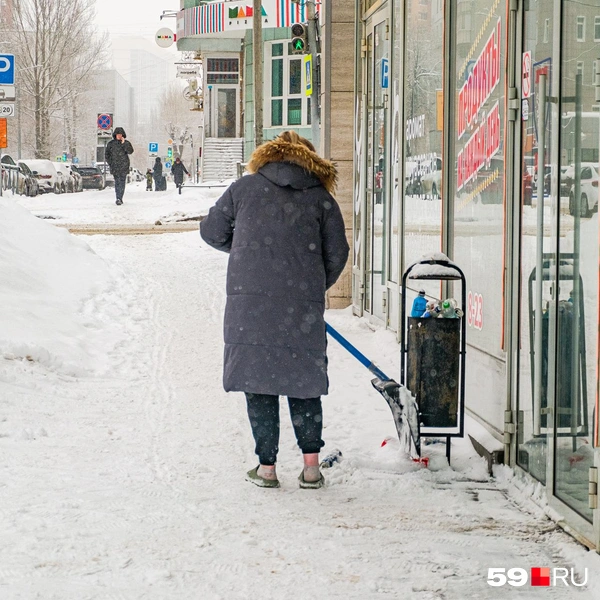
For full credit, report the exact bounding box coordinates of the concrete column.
[321,0,355,309]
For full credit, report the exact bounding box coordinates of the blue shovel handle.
[326,322,390,381]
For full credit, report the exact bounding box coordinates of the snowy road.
[1,189,598,598]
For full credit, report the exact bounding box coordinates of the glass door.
[516,0,558,487]
[554,0,599,526]
[517,0,599,542]
[211,87,238,138]
[365,11,390,321]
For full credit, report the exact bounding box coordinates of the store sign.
[156,28,176,48]
[522,51,531,99]
[467,291,483,330]
[456,18,502,193]
[182,0,321,36]
[176,63,202,79]
[406,114,425,141]
[457,19,501,140]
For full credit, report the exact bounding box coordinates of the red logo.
[531,567,551,587]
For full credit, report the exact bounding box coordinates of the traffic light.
[291,23,308,54]
[167,147,173,159]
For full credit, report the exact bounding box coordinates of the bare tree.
[148,82,204,169]
[7,0,107,159]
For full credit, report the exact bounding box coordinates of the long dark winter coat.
[105,127,134,176]
[200,139,349,398]
[153,158,163,180]
[171,160,189,185]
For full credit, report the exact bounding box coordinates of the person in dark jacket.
[105,127,134,205]
[153,157,163,191]
[145,168,153,191]
[171,157,189,194]
[200,131,349,489]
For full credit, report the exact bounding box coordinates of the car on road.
[1,153,21,192]
[568,164,599,218]
[53,162,76,193]
[73,166,105,190]
[17,161,39,197]
[420,156,442,199]
[19,159,61,194]
[95,162,114,187]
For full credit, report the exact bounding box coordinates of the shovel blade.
[371,377,421,457]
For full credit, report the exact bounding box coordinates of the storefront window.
[402,0,443,300]
[449,0,506,430]
[266,42,309,128]
[553,0,599,523]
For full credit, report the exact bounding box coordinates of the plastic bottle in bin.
[441,298,463,319]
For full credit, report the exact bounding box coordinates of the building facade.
[355,0,600,550]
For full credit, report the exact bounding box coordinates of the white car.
[420,156,442,199]
[20,159,61,194]
[568,164,599,218]
[52,162,75,193]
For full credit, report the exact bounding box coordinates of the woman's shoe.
[298,469,325,489]
[246,466,280,488]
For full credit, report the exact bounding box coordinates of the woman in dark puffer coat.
[200,131,349,489]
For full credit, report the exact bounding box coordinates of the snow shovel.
[325,323,421,457]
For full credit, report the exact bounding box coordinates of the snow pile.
[0,198,133,375]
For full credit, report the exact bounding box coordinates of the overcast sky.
[94,0,180,42]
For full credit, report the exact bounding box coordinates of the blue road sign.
[73,157,79,164]
[381,58,389,89]
[149,142,159,154]
[97,113,112,130]
[165,161,172,169]
[0,54,15,85]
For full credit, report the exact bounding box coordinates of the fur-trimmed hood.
[247,138,337,193]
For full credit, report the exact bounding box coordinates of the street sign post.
[0,103,14,117]
[149,142,159,157]
[0,54,15,85]
[97,112,113,138]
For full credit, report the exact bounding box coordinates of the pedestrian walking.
[200,131,349,489]
[145,168,153,191]
[153,157,164,191]
[171,157,189,194]
[105,127,134,205]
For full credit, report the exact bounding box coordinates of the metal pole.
[253,0,263,148]
[533,74,547,437]
[570,73,582,440]
[306,1,320,150]
[17,88,22,160]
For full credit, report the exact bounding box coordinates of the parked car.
[420,156,442,199]
[128,167,143,183]
[568,164,599,218]
[61,163,83,192]
[19,159,60,194]
[95,162,114,187]
[53,162,75,193]
[17,161,39,197]
[1,153,19,191]
[73,166,105,190]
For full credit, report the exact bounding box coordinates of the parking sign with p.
[0,55,15,86]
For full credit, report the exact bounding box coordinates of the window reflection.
[402,0,444,300]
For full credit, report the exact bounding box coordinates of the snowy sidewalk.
[1,197,599,598]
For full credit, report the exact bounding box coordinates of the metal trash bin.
[407,317,460,429]
[401,253,466,464]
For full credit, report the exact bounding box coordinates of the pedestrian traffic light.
[291,23,308,55]
[167,147,173,159]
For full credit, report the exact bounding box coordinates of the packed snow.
[1,186,599,599]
